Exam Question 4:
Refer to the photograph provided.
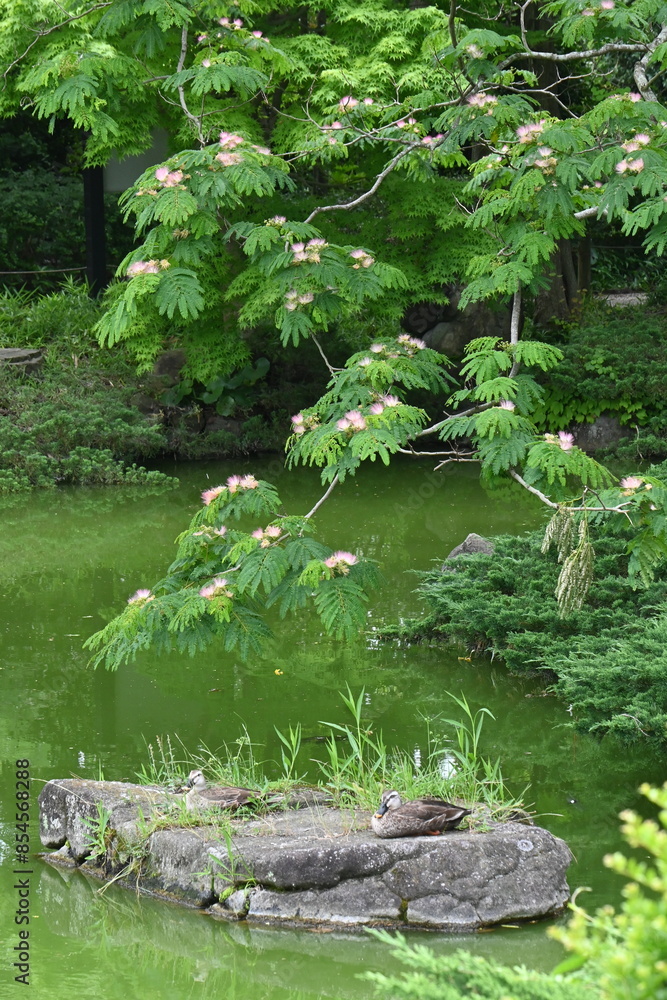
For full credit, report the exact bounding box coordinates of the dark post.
[82,164,107,296]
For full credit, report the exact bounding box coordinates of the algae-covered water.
[0,457,662,998]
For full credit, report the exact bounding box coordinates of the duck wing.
[400,800,471,832]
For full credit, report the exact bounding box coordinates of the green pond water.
[1,456,663,999]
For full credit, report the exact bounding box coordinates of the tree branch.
[310,333,341,377]
[634,24,667,101]
[304,142,420,224]
[3,2,112,82]
[176,26,204,146]
[304,475,340,520]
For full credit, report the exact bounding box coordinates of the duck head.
[375,789,402,817]
[186,769,207,791]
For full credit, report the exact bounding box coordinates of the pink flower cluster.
[622,134,650,152]
[467,92,497,109]
[339,96,358,110]
[324,551,358,573]
[155,167,184,187]
[499,400,516,410]
[397,117,418,128]
[219,131,244,149]
[227,474,258,493]
[216,151,243,167]
[127,588,154,604]
[268,215,287,226]
[516,120,546,143]
[291,239,327,264]
[544,431,574,451]
[466,43,484,58]
[398,333,426,351]
[126,259,169,276]
[422,134,444,146]
[201,475,259,505]
[194,525,228,539]
[616,158,644,174]
[284,289,314,311]
[337,410,367,432]
[620,476,644,491]
[219,17,243,27]
[290,412,320,435]
[199,577,233,599]
[252,524,282,547]
[350,248,374,269]
[533,146,558,172]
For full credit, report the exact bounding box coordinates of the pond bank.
[39,778,572,932]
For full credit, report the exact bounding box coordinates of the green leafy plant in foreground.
[364,932,591,1000]
[550,782,667,999]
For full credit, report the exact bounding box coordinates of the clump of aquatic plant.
[135,689,522,818]
[135,734,186,789]
[189,730,270,791]
[274,722,305,782]
[316,687,523,816]
[82,802,112,861]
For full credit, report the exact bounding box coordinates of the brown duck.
[371,789,471,838]
[184,769,260,812]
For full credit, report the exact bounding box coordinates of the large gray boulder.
[39,779,572,932]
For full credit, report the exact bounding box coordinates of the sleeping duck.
[371,789,471,838]
[184,768,260,812]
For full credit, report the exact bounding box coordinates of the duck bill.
[375,802,389,817]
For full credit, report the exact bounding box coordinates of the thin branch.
[417,400,494,438]
[503,40,648,69]
[310,333,340,377]
[304,142,420,224]
[397,446,476,458]
[176,26,204,146]
[304,475,340,520]
[634,24,667,101]
[574,205,608,220]
[510,285,521,346]
[3,2,112,82]
[448,0,457,48]
[434,456,479,471]
[510,469,559,507]
[510,469,635,516]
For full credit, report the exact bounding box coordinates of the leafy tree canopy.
[3,0,667,664]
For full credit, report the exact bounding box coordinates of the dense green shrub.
[0,282,177,491]
[0,367,173,492]
[532,307,667,445]
[364,935,590,1000]
[397,470,667,743]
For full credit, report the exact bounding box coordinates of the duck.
[184,769,260,812]
[370,789,471,838]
